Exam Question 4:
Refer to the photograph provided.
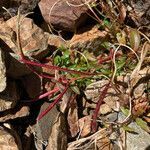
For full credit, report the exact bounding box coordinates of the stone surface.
[39,0,95,32]
[67,99,79,137]
[0,125,22,150]
[0,106,30,122]
[0,0,39,19]
[46,113,67,150]
[70,26,107,51]
[0,16,66,60]
[0,48,6,92]
[6,53,32,78]
[119,113,150,150]
[130,0,150,26]
[21,73,41,98]
[34,104,59,142]
[99,103,112,115]
[78,115,91,137]
[6,15,49,59]
[0,80,20,112]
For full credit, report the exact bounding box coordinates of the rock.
[105,112,118,122]
[0,48,6,92]
[34,104,59,145]
[0,16,66,60]
[48,34,67,50]
[99,103,112,115]
[70,26,107,51]
[104,96,119,112]
[46,113,67,150]
[6,53,32,78]
[21,73,41,98]
[0,106,30,122]
[39,0,95,32]
[0,0,39,19]
[0,80,20,112]
[6,15,49,59]
[126,122,150,150]
[0,125,22,150]
[118,113,150,150]
[78,115,91,137]
[67,99,79,137]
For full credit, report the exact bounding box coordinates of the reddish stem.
[37,85,69,121]
[98,48,121,64]
[21,87,59,103]
[91,83,110,132]
[21,59,95,76]
[32,88,59,102]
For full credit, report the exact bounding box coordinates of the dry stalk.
[68,128,109,150]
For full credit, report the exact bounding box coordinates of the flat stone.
[70,26,107,51]
[0,80,20,112]
[39,0,95,32]
[0,106,30,122]
[0,125,22,150]
[99,104,112,115]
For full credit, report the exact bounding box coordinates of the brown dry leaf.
[118,3,126,23]
[68,128,111,150]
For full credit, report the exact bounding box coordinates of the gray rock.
[118,113,150,150]
[126,122,150,150]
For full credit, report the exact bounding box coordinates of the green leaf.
[120,107,129,116]
[71,86,80,95]
[54,56,61,65]
[135,118,150,133]
[122,125,136,133]
[116,31,126,44]
[116,56,126,70]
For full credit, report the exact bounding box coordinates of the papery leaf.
[129,29,141,51]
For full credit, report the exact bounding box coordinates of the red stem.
[91,83,110,132]
[21,59,95,76]
[21,87,59,103]
[32,88,59,101]
[37,85,69,120]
